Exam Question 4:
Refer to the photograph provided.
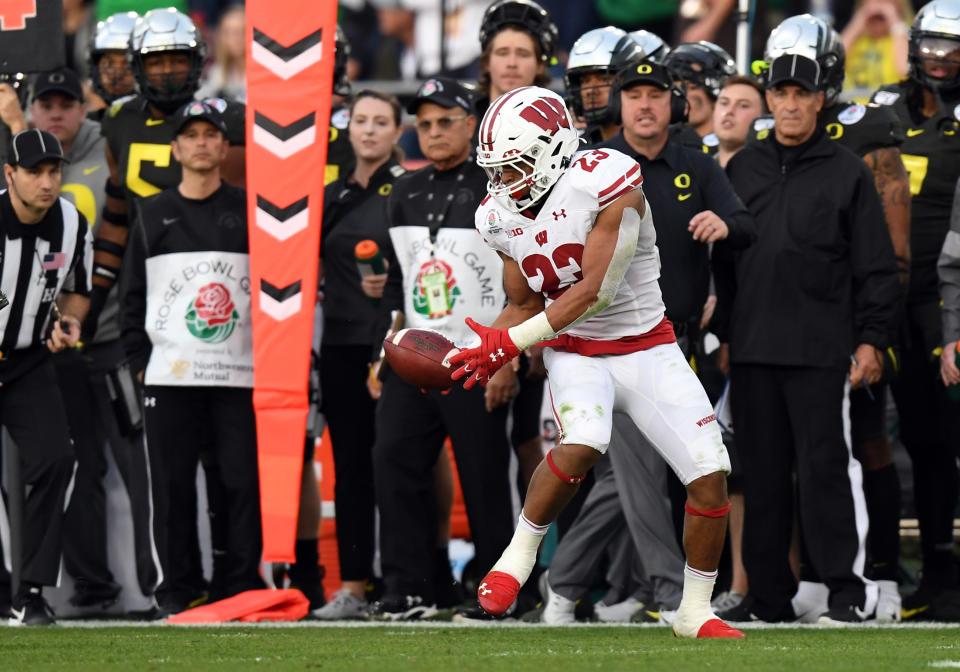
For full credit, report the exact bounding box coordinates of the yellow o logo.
[757,129,769,140]
[674,173,691,189]
[637,64,653,74]
[825,122,844,140]
[379,183,392,196]
[329,127,339,142]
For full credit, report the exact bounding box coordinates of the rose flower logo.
[185,282,239,344]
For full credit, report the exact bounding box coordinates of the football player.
[450,86,743,639]
[755,13,911,624]
[564,26,645,144]
[87,11,138,116]
[662,41,737,148]
[868,0,960,621]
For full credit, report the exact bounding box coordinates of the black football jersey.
[325,105,355,186]
[746,102,902,157]
[871,83,960,304]
[100,95,246,209]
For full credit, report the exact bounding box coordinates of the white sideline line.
[45,620,960,629]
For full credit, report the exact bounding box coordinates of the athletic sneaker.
[818,604,868,625]
[874,580,901,623]
[711,590,745,613]
[452,602,516,623]
[477,571,521,616]
[9,585,55,626]
[69,581,122,611]
[594,596,643,623]
[630,605,677,624]
[311,589,366,620]
[541,582,576,625]
[792,581,830,624]
[366,594,438,621]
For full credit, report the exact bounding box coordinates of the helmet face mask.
[130,8,206,113]
[909,0,960,91]
[89,11,138,103]
[565,26,645,125]
[334,24,351,97]
[477,87,581,213]
[765,14,846,105]
[662,41,736,99]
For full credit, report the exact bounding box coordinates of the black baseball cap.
[616,61,673,90]
[766,54,821,93]
[172,99,229,136]
[32,69,84,102]
[6,129,69,168]
[406,77,475,114]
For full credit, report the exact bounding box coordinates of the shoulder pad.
[331,107,350,130]
[108,101,125,118]
[753,116,775,132]
[836,103,867,125]
[871,89,900,106]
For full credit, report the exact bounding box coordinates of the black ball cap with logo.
[6,129,69,168]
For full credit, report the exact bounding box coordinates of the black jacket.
[321,160,405,346]
[598,131,755,328]
[715,129,899,370]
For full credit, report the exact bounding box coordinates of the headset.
[608,61,689,126]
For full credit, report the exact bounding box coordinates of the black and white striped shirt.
[0,190,93,354]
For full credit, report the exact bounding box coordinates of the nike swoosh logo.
[162,218,179,225]
[645,610,659,619]
[678,193,692,201]
[407,191,422,199]
[10,607,24,622]
[906,128,923,137]
[146,119,164,126]
[83,166,100,175]
[901,605,928,619]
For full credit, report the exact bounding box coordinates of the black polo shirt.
[598,131,754,328]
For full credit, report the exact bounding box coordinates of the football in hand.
[382,328,459,390]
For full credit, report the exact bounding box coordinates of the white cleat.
[874,580,902,623]
[792,581,830,624]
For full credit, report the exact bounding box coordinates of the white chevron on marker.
[255,203,309,241]
[260,290,302,322]
[251,28,323,80]
[253,124,315,159]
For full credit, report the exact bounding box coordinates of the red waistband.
[540,317,676,356]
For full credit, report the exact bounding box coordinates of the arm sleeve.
[939,177,960,343]
[119,213,152,373]
[700,156,756,249]
[851,163,900,350]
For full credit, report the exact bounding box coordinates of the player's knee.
[549,443,601,483]
[684,471,728,512]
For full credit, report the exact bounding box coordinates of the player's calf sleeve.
[491,512,548,585]
[684,501,731,517]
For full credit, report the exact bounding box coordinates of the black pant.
[320,343,376,582]
[143,385,264,601]
[891,337,960,585]
[731,364,869,619]
[373,372,513,601]
[55,341,158,597]
[0,351,75,587]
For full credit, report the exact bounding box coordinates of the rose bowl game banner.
[0,0,65,73]
[246,0,336,561]
[144,252,253,388]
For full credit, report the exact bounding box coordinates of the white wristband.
[508,312,556,351]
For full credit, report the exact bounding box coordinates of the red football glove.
[449,318,522,389]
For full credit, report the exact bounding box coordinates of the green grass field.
[2,624,959,671]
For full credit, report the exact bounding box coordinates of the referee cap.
[173,99,228,137]
[6,129,69,168]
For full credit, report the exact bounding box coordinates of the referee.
[1,129,93,625]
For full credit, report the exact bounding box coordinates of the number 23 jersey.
[475,148,665,341]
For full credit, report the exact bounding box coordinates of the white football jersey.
[475,148,665,341]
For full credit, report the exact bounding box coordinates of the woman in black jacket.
[313,90,405,619]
